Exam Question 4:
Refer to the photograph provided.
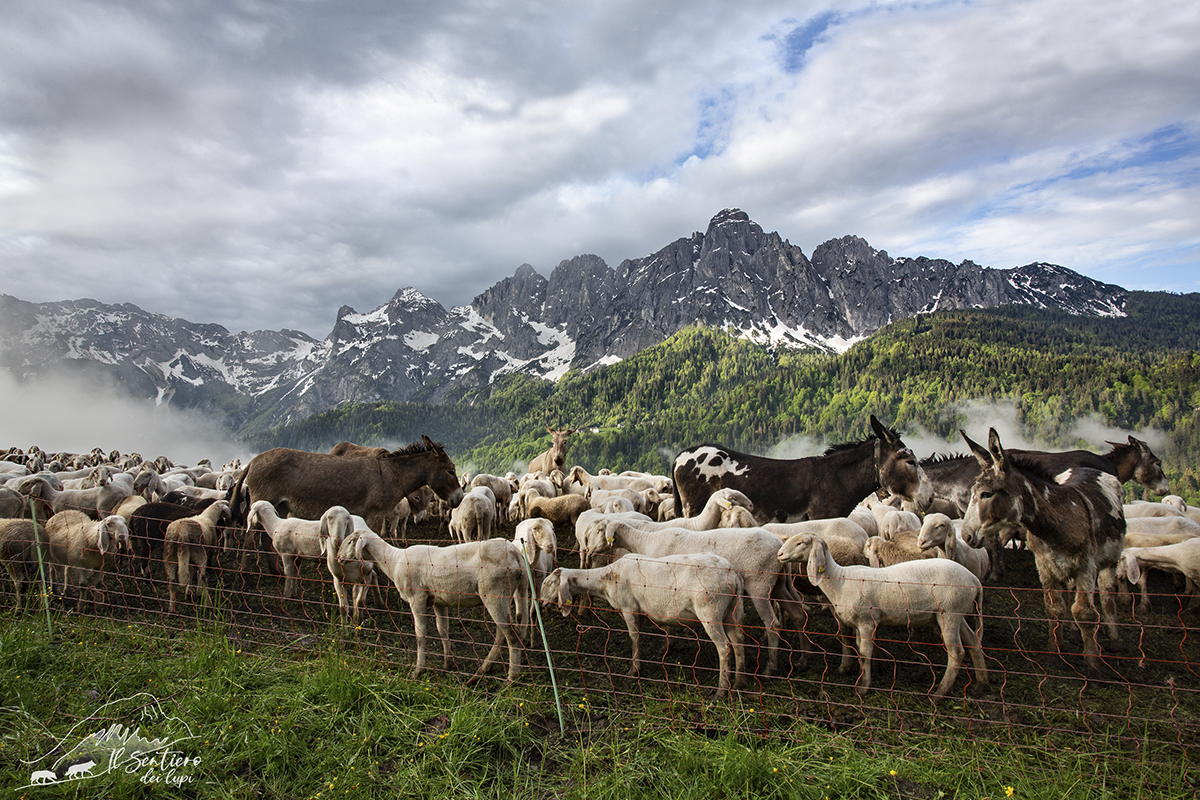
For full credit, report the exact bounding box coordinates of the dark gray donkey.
[960,427,1125,672]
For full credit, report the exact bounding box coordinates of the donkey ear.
[987,428,1008,473]
[961,430,993,470]
[869,415,889,442]
[1128,435,1147,452]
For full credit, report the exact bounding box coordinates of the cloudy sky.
[2,0,1197,340]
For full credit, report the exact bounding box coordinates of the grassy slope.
[2,514,1197,799]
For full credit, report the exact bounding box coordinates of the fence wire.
[4,501,1198,792]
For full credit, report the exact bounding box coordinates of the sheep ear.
[354,535,367,561]
[98,524,111,556]
[943,528,957,560]
[1124,554,1141,585]
[806,536,825,587]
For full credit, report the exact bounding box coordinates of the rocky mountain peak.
[0,212,1132,431]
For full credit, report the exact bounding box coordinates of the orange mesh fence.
[4,501,1198,788]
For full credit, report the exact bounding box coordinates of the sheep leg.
[746,585,783,676]
[853,623,876,696]
[933,614,965,700]
[1097,567,1121,647]
[282,555,299,599]
[621,611,643,677]
[434,604,457,672]
[408,596,433,679]
[4,563,23,611]
[961,617,989,687]
[195,554,213,609]
[331,575,348,619]
[165,556,180,614]
[697,616,734,696]
[351,583,368,623]
[473,596,523,685]
[836,620,857,675]
[1070,585,1103,671]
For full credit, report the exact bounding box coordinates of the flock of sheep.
[1,428,1197,702]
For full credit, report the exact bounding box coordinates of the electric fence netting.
[2,498,1198,795]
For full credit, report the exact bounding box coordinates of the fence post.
[519,550,564,735]
[28,496,53,636]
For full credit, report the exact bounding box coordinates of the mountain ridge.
[0,209,1130,434]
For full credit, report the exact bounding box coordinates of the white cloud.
[0,0,1195,338]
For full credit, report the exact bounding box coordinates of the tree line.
[248,291,1200,505]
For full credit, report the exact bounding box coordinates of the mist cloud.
[0,372,251,468]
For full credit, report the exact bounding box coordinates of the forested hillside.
[249,291,1200,502]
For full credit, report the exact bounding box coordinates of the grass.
[1,609,1194,800]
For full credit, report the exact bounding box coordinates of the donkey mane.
[385,439,444,459]
[822,430,893,457]
[921,452,972,466]
[1005,454,1061,485]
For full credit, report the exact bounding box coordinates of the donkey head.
[960,427,1028,548]
[871,415,933,510]
[1121,435,1170,495]
[420,435,465,509]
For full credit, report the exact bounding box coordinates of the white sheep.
[319,506,381,622]
[915,513,991,583]
[1123,502,1184,519]
[163,501,231,613]
[245,500,326,599]
[45,510,131,611]
[513,517,558,583]
[1120,539,1200,614]
[586,518,804,676]
[0,518,50,610]
[777,532,987,700]
[880,509,922,538]
[353,532,529,683]
[471,473,515,521]
[448,487,497,543]
[540,553,747,696]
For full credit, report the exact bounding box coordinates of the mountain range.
[0,209,1128,434]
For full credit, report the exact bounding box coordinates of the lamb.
[448,487,497,543]
[45,511,132,611]
[763,518,871,596]
[163,501,232,613]
[585,518,804,675]
[568,465,654,496]
[0,518,50,610]
[863,532,938,568]
[777,533,987,699]
[318,506,380,622]
[470,473,516,522]
[540,553,747,696]
[517,481,556,519]
[916,513,991,583]
[526,493,591,529]
[513,518,558,583]
[1116,518,1200,614]
[573,488,757,568]
[352,533,529,683]
[1120,538,1200,614]
[880,509,922,538]
[245,500,326,598]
